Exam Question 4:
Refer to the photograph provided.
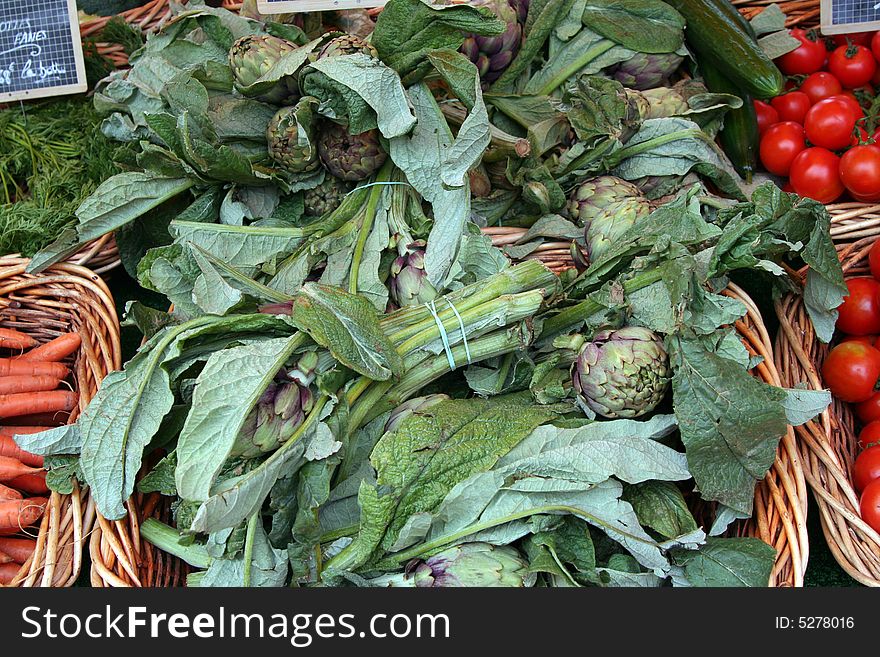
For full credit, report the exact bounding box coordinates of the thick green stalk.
[349,161,394,294]
[603,128,709,170]
[540,268,664,338]
[351,322,536,432]
[141,519,211,569]
[381,260,558,343]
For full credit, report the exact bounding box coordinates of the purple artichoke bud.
[369,544,533,587]
[508,0,530,25]
[318,33,378,59]
[567,176,650,263]
[286,350,320,387]
[460,0,522,85]
[229,34,299,104]
[232,376,316,458]
[610,52,684,91]
[384,394,450,433]
[317,123,387,181]
[572,326,670,419]
[390,241,439,307]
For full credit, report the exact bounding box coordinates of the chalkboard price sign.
[257,0,387,14]
[821,0,880,34]
[0,0,87,102]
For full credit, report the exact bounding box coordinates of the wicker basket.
[775,213,880,587]
[0,255,121,586]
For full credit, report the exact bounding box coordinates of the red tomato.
[821,341,880,402]
[753,100,779,135]
[854,445,880,491]
[859,421,880,449]
[836,278,880,335]
[857,391,880,423]
[782,181,795,193]
[800,72,843,104]
[771,92,811,124]
[829,45,877,88]
[805,98,858,150]
[872,31,880,63]
[759,122,806,176]
[834,32,874,48]
[840,145,880,200]
[789,147,845,203]
[870,239,880,281]
[777,29,829,75]
[860,479,880,533]
[830,92,865,118]
[842,335,879,347]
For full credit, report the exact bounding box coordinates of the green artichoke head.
[567,175,650,263]
[267,98,320,175]
[572,326,670,419]
[229,34,299,104]
[303,175,354,217]
[317,122,387,182]
[318,33,378,60]
[640,87,690,120]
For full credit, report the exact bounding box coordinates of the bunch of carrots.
[0,326,81,585]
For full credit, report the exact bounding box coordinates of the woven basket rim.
[0,254,121,587]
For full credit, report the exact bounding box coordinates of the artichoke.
[460,0,522,85]
[318,33,378,59]
[303,175,353,217]
[231,353,318,457]
[370,543,534,587]
[572,326,670,419]
[317,123,387,181]
[609,52,684,90]
[509,0,530,24]
[266,99,321,174]
[567,176,650,263]
[390,241,438,307]
[229,34,299,104]
[385,394,450,433]
[640,87,690,120]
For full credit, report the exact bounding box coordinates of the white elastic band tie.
[426,299,456,370]
[446,299,472,365]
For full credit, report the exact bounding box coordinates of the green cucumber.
[665,0,784,99]
[701,62,758,183]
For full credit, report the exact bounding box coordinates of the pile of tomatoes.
[820,240,880,533]
[757,29,880,203]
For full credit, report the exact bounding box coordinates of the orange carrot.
[0,550,12,564]
[0,537,36,563]
[0,497,47,531]
[0,375,61,395]
[0,561,21,584]
[7,472,48,494]
[17,333,80,362]
[0,484,21,500]
[0,391,77,420]
[0,359,68,379]
[0,329,35,351]
[0,436,43,467]
[0,456,42,482]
